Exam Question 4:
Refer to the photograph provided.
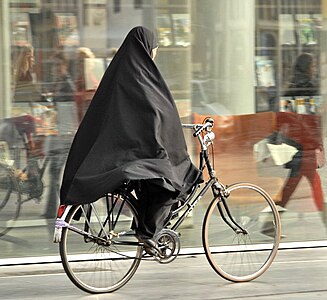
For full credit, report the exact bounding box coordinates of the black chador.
[60,26,201,238]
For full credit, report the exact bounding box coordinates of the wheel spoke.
[60,193,142,293]
[203,183,281,282]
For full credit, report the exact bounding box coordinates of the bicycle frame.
[56,120,281,294]
[54,119,247,247]
[54,193,140,246]
[169,122,247,234]
[14,140,50,204]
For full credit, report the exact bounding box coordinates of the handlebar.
[182,117,214,136]
[193,118,214,137]
[182,117,215,152]
[182,117,215,150]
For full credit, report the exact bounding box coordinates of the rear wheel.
[59,192,142,294]
[0,166,21,237]
[203,182,281,282]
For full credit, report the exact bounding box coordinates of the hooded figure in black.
[60,26,201,240]
[285,52,319,97]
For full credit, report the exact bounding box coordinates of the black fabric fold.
[60,26,201,205]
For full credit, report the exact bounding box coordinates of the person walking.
[277,53,323,212]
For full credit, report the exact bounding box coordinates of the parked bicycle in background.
[0,115,50,236]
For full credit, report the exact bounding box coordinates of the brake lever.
[193,118,214,137]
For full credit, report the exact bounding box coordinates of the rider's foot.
[138,237,162,257]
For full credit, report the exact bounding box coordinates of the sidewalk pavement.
[0,247,326,299]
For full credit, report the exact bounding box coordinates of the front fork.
[212,182,248,234]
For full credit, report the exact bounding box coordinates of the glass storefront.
[0,0,326,261]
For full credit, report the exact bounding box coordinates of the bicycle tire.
[59,192,142,294]
[202,182,281,282]
[0,166,21,237]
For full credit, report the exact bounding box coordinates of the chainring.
[154,229,180,264]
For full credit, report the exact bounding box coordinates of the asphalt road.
[0,247,326,300]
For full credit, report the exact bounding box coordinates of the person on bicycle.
[60,26,201,254]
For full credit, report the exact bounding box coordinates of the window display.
[0,0,326,262]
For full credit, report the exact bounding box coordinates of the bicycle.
[0,115,50,236]
[53,117,281,294]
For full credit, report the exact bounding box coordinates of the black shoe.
[139,237,162,257]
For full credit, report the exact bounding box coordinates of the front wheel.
[202,182,281,282]
[0,166,21,237]
[59,192,142,294]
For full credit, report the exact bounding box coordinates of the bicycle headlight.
[204,131,215,144]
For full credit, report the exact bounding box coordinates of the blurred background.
[0,0,327,262]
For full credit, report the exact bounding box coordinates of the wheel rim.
[0,171,21,237]
[60,194,142,293]
[203,183,281,282]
